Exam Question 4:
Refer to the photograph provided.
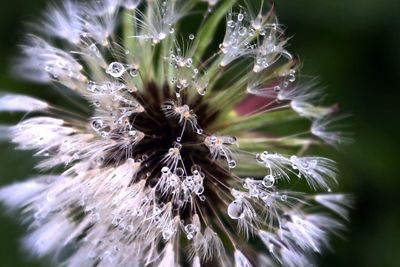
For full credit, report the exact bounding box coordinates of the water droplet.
[161,166,170,174]
[238,26,247,36]
[238,13,244,22]
[228,136,237,144]
[91,119,104,131]
[228,160,237,169]
[195,185,204,195]
[280,194,287,201]
[89,44,101,58]
[262,175,275,188]
[174,142,182,150]
[87,81,97,92]
[175,168,184,177]
[163,229,174,240]
[88,251,97,259]
[189,34,195,40]
[191,164,201,174]
[256,153,266,163]
[288,74,296,82]
[227,200,243,219]
[184,224,198,240]
[129,68,139,77]
[106,62,126,78]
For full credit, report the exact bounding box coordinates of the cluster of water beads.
[157,163,206,205]
[87,80,128,94]
[184,223,199,240]
[290,156,318,173]
[106,62,139,78]
[220,11,254,66]
[227,177,290,220]
[204,135,238,169]
[168,36,209,95]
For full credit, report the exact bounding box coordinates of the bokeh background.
[0,0,399,266]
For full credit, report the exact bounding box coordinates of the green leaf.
[213,109,301,134]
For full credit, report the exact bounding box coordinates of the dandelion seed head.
[0,0,351,266]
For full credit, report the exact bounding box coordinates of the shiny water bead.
[191,164,201,175]
[87,81,97,92]
[129,68,139,77]
[256,151,269,164]
[262,175,275,188]
[175,167,184,177]
[227,200,244,219]
[89,43,101,58]
[161,166,170,174]
[227,136,237,144]
[91,119,104,131]
[228,160,237,169]
[195,185,204,195]
[162,228,175,241]
[184,224,198,240]
[106,62,126,78]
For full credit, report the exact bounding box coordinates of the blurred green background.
[0,0,399,266]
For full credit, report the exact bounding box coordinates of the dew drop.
[91,119,104,131]
[87,81,97,92]
[184,224,198,240]
[262,175,275,188]
[238,13,244,22]
[195,185,204,195]
[89,44,101,58]
[175,168,184,177]
[161,166,170,174]
[238,26,247,36]
[227,200,243,219]
[189,34,195,40]
[280,194,287,201]
[228,160,237,169]
[88,251,97,259]
[129,68,139,77]
[106,62,126,78]
[191,164,201,174]
[228,136,237,144]
[163,229,174,240]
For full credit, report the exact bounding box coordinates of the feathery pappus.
[0,0,352,266]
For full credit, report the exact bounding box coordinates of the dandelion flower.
[0,1,352,266]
